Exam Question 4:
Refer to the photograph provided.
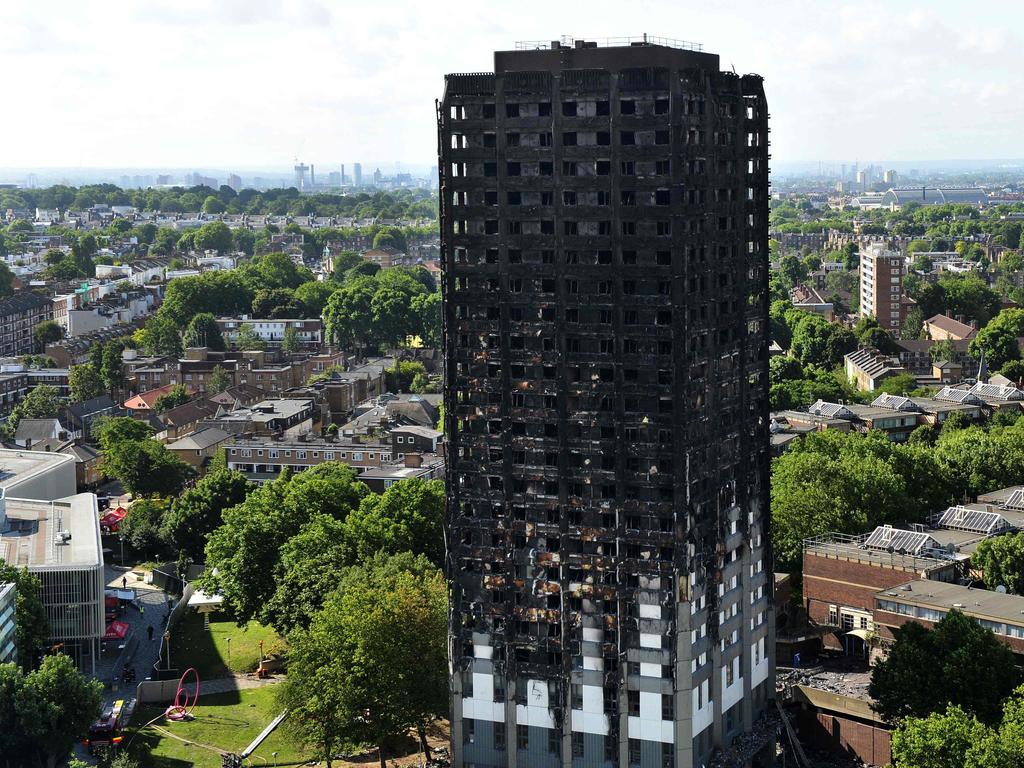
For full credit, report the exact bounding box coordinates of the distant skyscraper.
[340,164,347,185]
[353,163,363,186]
[440,37,773,768]
[883,169,897,184]
[328,171,342,187]
[294,162,309,189]
[310,164,316,188]
[227,174,242,190]
[373,168,382,185]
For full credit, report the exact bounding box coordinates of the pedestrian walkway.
[195,672,285,696]
[95,564,173,705]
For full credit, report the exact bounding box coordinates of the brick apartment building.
[0,292,52,357]
[804,495,1024,655]
[859,243,910,333]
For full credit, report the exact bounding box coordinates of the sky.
[1,0,1022,171]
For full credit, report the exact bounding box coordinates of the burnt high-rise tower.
[439,37,772,768]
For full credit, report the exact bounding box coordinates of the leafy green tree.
[891,706,992,768]
[903,305,925,340]
[182,311,225,351]
[934,421,1024,497]
[790,313,858,368]
[411,291,441,348]
[371,226,408,252]
[370,287,414,347]
[771,430,954,568]
[2,385,61,440]
[778,253,808,288]
[150,226,179,256]
[341,479,445,567]
[207,365,232,395]
[294,280,336,317]
[280,553,446,768]
[973,532,1024,594]
[387,360,427,392]
[158,271,253,326]
[941,274,1002,327]
[235,323,266,351]
[231,227,255,255]
[266,514,349,635]
[140,314,183,358]
[0,654,103,766]
[870,610,1020,725]
[281,325,301,353]
[970,309,1024,372]
[324,278,376,351]
[202,464,369,625]
[330,250,363,281]
[119,499,166,556]
[930,338,959,365]
[0,261,15,298]
[193,220,233,254]
[160,469,251,562]
[101,340,126,391]
[241,252,313,290]
[201,195,225,214]
[32,321,63,350]
[908,423,939,446]
[153,384,190,414]
[0,562,49,671]
[68,364,105,403]
[251,288,301,319]
[877,373,921,396]
[93,416,154,452]
[410,372,437,393]
[88,341,105,372]
[101,439,192,497]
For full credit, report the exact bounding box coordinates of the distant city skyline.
[2,1,1021,169]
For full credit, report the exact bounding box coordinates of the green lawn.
[168,609,285,680]
[129,686,309,768]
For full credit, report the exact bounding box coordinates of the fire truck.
[84,698,133,753]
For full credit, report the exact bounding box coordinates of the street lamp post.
[164,631,171,670]
[226,636,231,666]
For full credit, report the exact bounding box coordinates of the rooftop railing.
[514,35,703,52]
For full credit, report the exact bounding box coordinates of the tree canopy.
[101,438,193,497]
[0,654,103,766]
[870,610,1021,725]
[771,430,954,569]
[202,464,370,625]
[0,561,49,671]
[279,553,446,768]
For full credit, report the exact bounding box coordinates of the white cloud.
[0,0,1021,169]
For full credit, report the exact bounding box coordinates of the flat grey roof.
[0,493,101,571]
[877,580,1024,624]
[0,449,75,492]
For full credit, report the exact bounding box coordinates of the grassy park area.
[130,686,451,768]
[130,686,306,767]
[167,609,285,680]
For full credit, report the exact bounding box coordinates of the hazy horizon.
[3,0,1022,170]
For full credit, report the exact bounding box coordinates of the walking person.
[121,576,127,590]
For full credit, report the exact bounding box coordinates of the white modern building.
[216,317,323,348]
[0,450,103,671]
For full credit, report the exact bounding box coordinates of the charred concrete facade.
[439,39,772,768]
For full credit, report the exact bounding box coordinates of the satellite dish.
[997,585,1008,594]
